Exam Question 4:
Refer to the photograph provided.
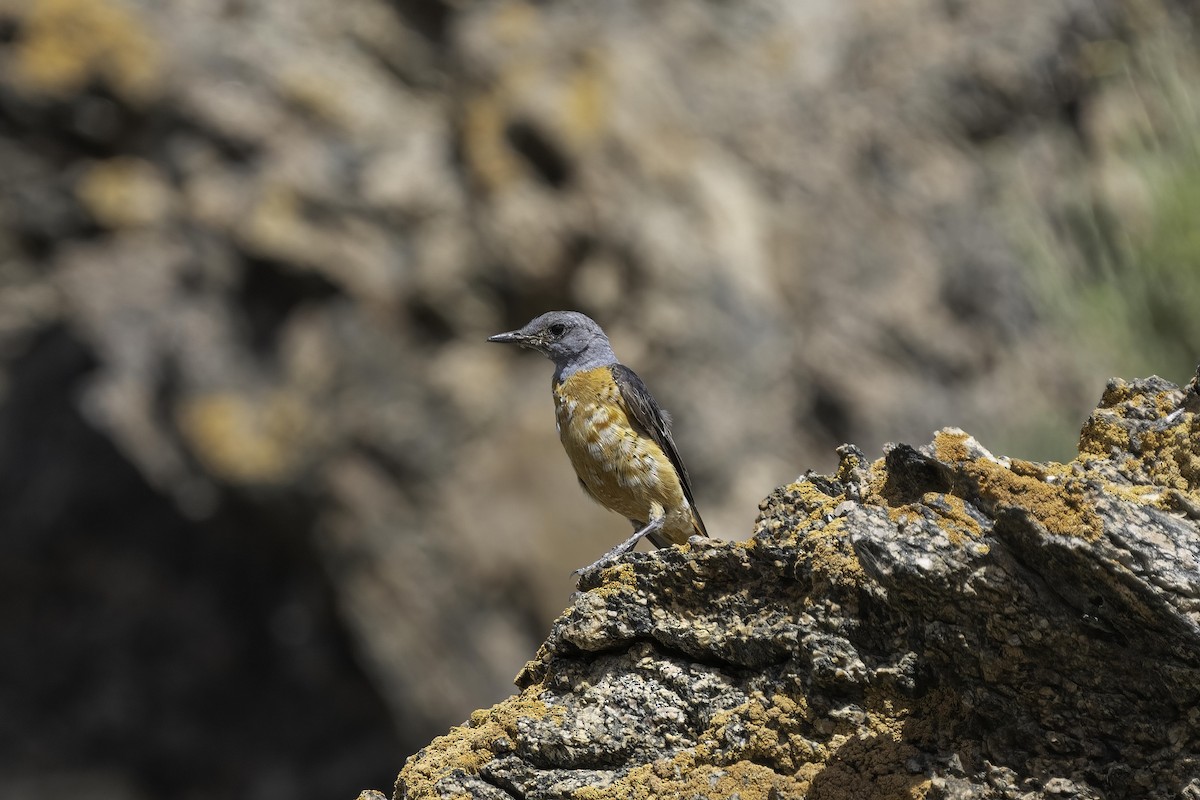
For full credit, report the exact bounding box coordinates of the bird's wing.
[611,363,707,535]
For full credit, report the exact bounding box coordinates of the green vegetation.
[1028,29,1200,383]
[999,16,1200,461]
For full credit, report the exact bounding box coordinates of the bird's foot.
[572,516,665,579]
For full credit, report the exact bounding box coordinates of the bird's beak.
[487,330,528,346]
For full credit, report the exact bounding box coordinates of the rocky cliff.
[393,370,1200,799]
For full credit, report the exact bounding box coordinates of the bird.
[487,311,708,574]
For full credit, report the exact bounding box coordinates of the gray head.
[487,311,618,380]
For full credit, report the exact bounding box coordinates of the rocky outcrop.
[394,371,1200,799]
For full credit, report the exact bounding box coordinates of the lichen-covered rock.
[394,373,1200,799]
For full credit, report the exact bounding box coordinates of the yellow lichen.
[597,758,806,800]
[396,695,556,795]
[697,691,823,776]
[805,517,867,584]
[239,185,316,264]
[1078,380,1194,477]
[749,478,866,589]
[561,49,610,146]
[12,0,162,103]
[491,0,540,45]
[971,459,1096,538]
[276,67,352,129]
[624,687,925,800]
[1136,420,1200,492]
[926,431,1101,540]
[460,5,610,192]
[785,479,846,519]
[76,157,174,228]
[1152,388,1181,418]
[1098,379,1135,406]
[589,562,638,597]
[1078,412,1132,456]
[863,456,893,506]
[1078,379,1199,497]
[931,431,970,463]
[462,86,525,190]
[176,391,313,484]
[801,686,927,800]
[578,754,806,800]
[888,492,984,547]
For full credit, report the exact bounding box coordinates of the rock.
[393,373,1200,799]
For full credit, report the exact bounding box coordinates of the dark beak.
[487,330,527,345]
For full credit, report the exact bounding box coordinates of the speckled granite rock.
[393,371,1200,799]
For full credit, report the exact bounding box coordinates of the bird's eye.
[547,323,566,337]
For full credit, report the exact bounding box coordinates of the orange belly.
[553,368,696,544]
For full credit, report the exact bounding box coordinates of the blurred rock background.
[0,0,1197,797]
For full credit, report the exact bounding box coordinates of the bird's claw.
[571,516,665,580]
[570,540,637,579]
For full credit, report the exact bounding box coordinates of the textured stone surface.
[395,374,1200,799]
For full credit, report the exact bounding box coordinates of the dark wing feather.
[611,363,707,536]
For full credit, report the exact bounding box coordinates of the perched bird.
[487,311,708,573]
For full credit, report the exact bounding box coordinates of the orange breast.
[553,367,694,542]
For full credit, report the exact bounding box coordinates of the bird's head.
[488,310,617,378]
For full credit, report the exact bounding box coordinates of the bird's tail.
[646,506,707,548]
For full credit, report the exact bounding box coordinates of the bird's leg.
[572,515,665,577]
